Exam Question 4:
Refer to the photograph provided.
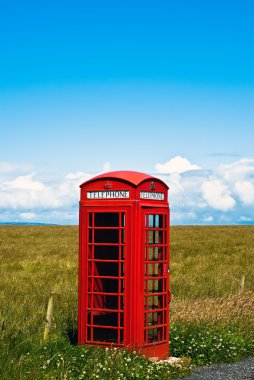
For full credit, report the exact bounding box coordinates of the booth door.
[143,209,169,345]
[85,210,128,346]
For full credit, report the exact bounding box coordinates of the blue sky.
[0,0,254,224]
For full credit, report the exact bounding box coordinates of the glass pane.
[147,312,158,325]
[121,229,125,244]
[94,213,119,227]
[147,280,158,292]
[87,327,91,341]
[88,245,93,259]
[148,328,158,342]
[120,312,124,327]
[147,214,164,228]
[89,229,92,243]
[120,279,124,293]
[121,213,125,227]
[120,330,124,343]
[146,263,159,276]
[94,245,119,260]
[148,231,153,244]
[94,262,119,277]
[147,247,164,261]
[92,278,119,294]
[93,294,119,310]
[121,246,125,260]
[147,295,164,309]
[158,279,164,292]
[147,231,164,245]
[93,327,118,342]
[148,296,158,309]
[93,312,118,326]
[149,215,154,227]
[157,215,164,228]
[146,327,163,343]
[94,229,119,243]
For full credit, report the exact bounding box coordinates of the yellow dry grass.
[171,292,254,326]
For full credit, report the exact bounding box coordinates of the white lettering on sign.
[87,190,130,199]
[140,191,164,200]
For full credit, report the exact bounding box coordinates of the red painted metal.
[78,171,170,359]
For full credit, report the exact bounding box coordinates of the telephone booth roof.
[80,170,169,189]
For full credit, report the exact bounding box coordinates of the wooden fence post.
[240,275,245,292]
[43,292,55,341]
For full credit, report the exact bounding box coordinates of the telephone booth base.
[139,343,169,360]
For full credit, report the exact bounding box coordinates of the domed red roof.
[80,170,168,189]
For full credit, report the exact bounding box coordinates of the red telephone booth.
[78,171,170,359]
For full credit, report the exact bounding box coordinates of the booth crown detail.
[78,171,170,359]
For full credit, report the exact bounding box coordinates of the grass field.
[0,225,254,379]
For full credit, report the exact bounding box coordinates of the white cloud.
[0,162,97,214]
[217,158,254,182]
[239,216,252,222]
[157,173,184,195]
[0,173,62,210]
[203,215,214,223]
[201,179,236,211]
[155,156,201,174]
[20,212,36,220]
[61,172,93,205]
[65,171,92,181]
[5,173,45,190]
[0,157,254,225]
[235,181,254,205]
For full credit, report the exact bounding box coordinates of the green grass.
[171,226,254,298]
[0,225,254,379]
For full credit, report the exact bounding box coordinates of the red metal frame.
[78,171,170,359]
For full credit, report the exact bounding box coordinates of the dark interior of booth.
[88,212,124,342]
